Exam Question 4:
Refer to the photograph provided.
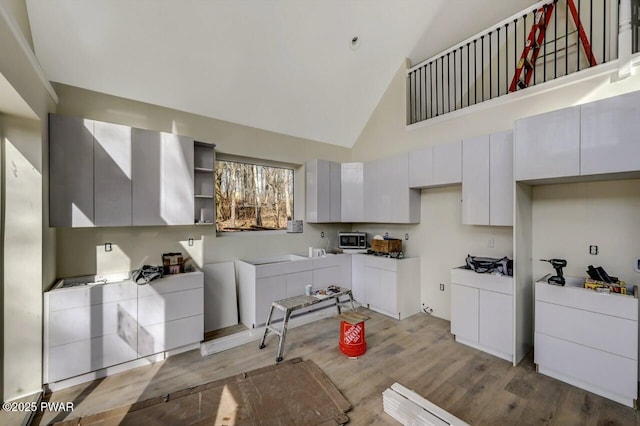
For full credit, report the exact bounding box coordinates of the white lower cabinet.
[450,268,513,362]
[137,272,204,357]
[534,277,638,408]
[44,272,204,384]
[360,256,420,320]
[237,255,352,328]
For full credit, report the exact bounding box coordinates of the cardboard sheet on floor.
[51,358,351,426]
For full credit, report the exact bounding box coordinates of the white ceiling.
[26,0,534,148]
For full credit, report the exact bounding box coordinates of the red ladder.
[509,0,597,92]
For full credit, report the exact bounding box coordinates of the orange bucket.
[339,320,366,357]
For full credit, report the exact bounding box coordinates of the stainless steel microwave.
[338,232,367,250]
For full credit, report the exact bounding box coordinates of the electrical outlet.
[488,238,495,248]
[589,245,598,255]
[321,231,325,238]
[405,233,409,240]
[634,257,640,273]
[440,283,445,291]
[188,238,194,246]
[104,242,112,252]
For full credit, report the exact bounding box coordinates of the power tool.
[540,259,567,286]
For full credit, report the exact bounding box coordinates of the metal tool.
[540,259,567,286]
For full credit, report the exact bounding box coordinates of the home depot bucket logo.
[343,322,363,345]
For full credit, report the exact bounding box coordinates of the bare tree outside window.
[215,159,294,232]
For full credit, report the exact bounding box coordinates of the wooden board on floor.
[51,358,350,426]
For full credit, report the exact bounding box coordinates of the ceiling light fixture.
[350,36,360,50]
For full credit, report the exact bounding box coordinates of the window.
[215,159,294,232]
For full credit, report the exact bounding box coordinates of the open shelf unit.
[194,141,216,225]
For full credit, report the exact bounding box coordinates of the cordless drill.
[540,259,567,286]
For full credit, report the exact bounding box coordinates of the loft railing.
[407,0,620,125]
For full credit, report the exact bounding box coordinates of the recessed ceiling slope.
[26,1,527,147]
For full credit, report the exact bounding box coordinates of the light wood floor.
[35,309,639,425]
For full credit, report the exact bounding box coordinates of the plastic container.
[339,320,366,357]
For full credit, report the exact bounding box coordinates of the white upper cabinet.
[462,131,513,226]
[93,121,132,227]
[306,159,341,223]
[364,153,420,223]
[49,114,95,227]
[462,135,490,225]
[341,162,364,223]
[489,130,514,226]
[409,141,462,188]
[580,90,640,176]
[132,129,195,226]
[408,147,433,188]
[514,106,580,181]
[433,141,462,186]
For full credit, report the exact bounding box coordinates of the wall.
[531,179,640,285]
[351,57,640,321]
[0,2,56,402]
[53,84,352,278]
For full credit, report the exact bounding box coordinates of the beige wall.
[1,0,33,50]
[352,58,640,320]
[0,1,56,402]
[53,84,352,278]
[531,179,640,285]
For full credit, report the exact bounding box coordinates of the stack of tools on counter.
[585,265,628,294]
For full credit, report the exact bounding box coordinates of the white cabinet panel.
[377,269,397,316]
[363,257,419,320]
[351,254,365,303]
[132,129,194,226]
[514,106,580,181]
[286,271,313,298]
[49,114,95,227]
[49,299,137,347]
[162,133,195,225]
[489,130,513,226]
[478,290,512,356]
[132,128,163,225]
[433,141,462,185]
[306,159,341,223]
[138,288,203,326]
[580,90,640,175]
[363,159,380,222]
[341,162,364,222]
[93,120,132,226]
[409,142,461,188]
[450,284,479,344]
[408,147,433,188]
[462,135,490,225]
[138,315,203,358]
[48,281,137,312]
[255,276,287,326]
[47,333,139,383]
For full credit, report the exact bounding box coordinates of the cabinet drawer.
[364,256,396,271]
[48,281,137,311]
[138,315,203,357]
[138,288,203,326]
[536,301,637,360]
[535,281,637,321]
[256,259,313,278]
[451,268,513,295]
[49,298,137,347]
[47,332,138,383]
[535,332,637,405]
[138,271,203,297]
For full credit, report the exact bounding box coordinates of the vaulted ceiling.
[26,0,534,147]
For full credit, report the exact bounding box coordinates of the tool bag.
[465,255,513,276]
[132,265,164,284]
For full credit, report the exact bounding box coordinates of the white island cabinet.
[450,267,514,363]
[534,275,638,408]
[236,254,353,328]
